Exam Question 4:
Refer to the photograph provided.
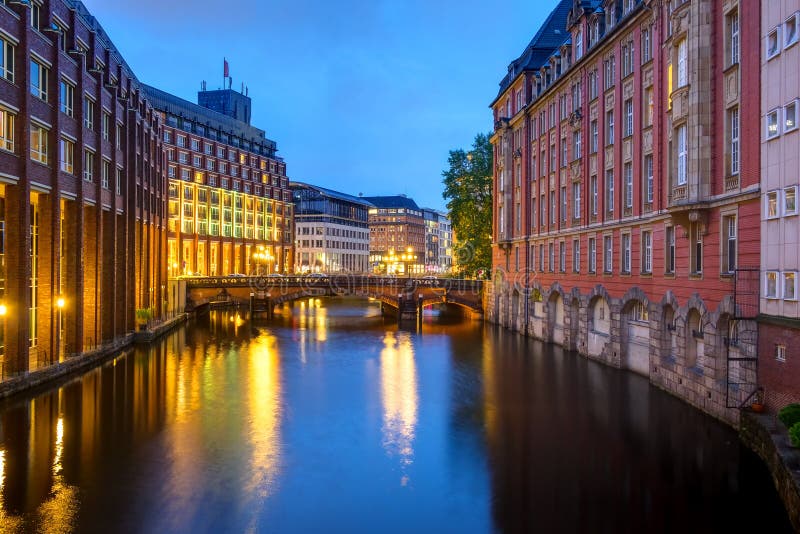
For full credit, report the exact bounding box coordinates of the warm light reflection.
[0,449,22,528]
[481,335,498,441]
[37,415,78,533]
[380,331,418,486]
[245,331,282,524]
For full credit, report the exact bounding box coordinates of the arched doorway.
[548,292,565,345]
[686,309,704,371]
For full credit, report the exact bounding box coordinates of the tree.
[442,133,493,277]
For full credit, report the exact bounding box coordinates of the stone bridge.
[181,275,484,318]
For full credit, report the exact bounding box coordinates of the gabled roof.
[362,195,420,211]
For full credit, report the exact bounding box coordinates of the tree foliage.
[442,133,493,277]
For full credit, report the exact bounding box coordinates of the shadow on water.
[0,299,792,533]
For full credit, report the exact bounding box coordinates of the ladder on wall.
[726,267,760,408]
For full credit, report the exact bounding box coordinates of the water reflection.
[380,331,418,485]
[0,301,791,533]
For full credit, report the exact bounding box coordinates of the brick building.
[759,1,800,410]
[142,84,294,277]
[487,0,761,423]
[364,195,425,275]
[0,1,167,371]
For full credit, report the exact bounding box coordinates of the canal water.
[0,299,792,533]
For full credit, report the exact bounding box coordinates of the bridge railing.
[182,275,483,295]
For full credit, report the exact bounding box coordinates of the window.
[767,109,780,139]
[116,124,122,149]
[606,169,615,212]
[642,231,652,273]
[644,155,654,203]
[573,182,581,218]
[573,130,582,159]
[666,226,675,274]
[575,30,583,60]
[604,55,615,89]
[590,175,598,215]
[540,195,546,226]
[0,108,14,152]
[588,237,596,273]
[766,191,779,218]
[83,150,94,182]
[560,186,567,222]
[0,36,14,83]
[177,135,186,148]
[604,235,612,273]
[765,271,779,299]
[729,107,739,175]
[677,124,688,185]
[767,27,780,59]
[30,59,48,101]
[102,112,110,141]
[550,190,556,224]
[59,138,74,174]
[606,2,615,28]
[498,205,504,236]
[101,159,110,189]
[60,80,74,117]
[560,140,567,167]
[30,123,48,164]
[539,244,544,272]
[677,39,687,87]
[572,239,581,272]
[787,12,799,48]
[84,97,94,131]
[548,242,554,272]
[727,10,739,66]
[642,27,651,63]
[624,99,633,137]
[589,70,598,100]
[559,241,566,272]
[191,138,200,151]
[691,222,702,274]
[784,272,798,301]
[620,165,632,211]
[723,215,736,273]
[776,345,787,363]
[622,233,631,273]
[590,120,598,153]
[116,168,123,195]
[30,1,40,30]
[784,186,798,216]
[622,42,633,78]
[606,110,614,145]
[168,165,176,178]
[644,87,653,127]
[785,100,798,133]
[550,143,556,172]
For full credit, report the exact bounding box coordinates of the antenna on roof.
[201,80,207,91]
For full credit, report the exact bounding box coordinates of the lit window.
[767,109,781,139]
[785,100,798,133]
[784,186,798,216]
[30,123,48,164]
[765,271,779,299]
[766,190,779,219]
[783,272,798,301]
[0,107,14,152]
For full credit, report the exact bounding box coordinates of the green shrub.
[790,422,800,448]
[778,403,800,428]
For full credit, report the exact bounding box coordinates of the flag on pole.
[224,58,229,78]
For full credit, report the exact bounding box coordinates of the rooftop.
[290,182,374,207]
[362,195,421,211]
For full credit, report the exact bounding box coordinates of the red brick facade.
[0,1,166,373]
[488,0,761,423]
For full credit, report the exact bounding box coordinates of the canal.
[0,299,793,533]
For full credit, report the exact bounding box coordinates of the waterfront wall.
[485,278,758,426]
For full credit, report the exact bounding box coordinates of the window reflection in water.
[380,331,418,486]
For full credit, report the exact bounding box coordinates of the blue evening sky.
[83,0,558,210]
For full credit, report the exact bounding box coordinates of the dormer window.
[575,30,583,60]
[605,2,616,28]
